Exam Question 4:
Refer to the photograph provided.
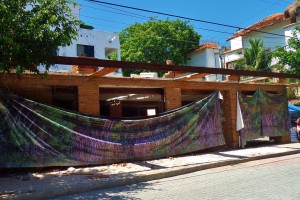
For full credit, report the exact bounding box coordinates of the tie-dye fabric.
[238,89,290,147]
[0,92,225,168]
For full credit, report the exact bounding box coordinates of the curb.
[14,149,300,200]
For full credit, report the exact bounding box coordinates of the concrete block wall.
[0,73,290,149]
[221,90,239,149]
[78,84,100,116]
[164,87,182,111]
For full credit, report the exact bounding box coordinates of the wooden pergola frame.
[52,56,300,79]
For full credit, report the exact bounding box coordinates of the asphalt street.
[53,153,300,200]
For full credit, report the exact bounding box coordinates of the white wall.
[187,48,220,68]
[242,22,287,52]
[49,4,121,72]
[223,50,243,67]
[224,20,289,66]
[187,48,222,81]
[230,36,243,51]
[284,22,300,47]
[58,29,120,60]
[58,4,121,60]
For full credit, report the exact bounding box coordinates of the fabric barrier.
[238,89,290,147]
[0,92,225,168]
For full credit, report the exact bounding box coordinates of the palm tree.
[243,38,272,71]
[233,38,271,71]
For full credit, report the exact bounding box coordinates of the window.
[147,109,156,116]
[226,62,235,69]
[77,44,95,57]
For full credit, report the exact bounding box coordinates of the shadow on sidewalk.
[212,152,249,159]
[51,181,154,200]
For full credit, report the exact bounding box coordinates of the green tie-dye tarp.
[0,91,225,168]
[238,89,290,147]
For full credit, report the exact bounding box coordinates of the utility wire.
[84,0,292,38]
[79,7,291,40]
[80,14,131,25]
[82,3,149,20]
[78,19,287,46]
[79,1,295,42]
[211,3,277,40]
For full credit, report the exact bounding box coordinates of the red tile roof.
[226,13,288,41]
[188,42,218,53]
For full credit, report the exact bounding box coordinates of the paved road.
[54,154,300,200]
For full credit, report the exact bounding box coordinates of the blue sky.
[76,0,294,47]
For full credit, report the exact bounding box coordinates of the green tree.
[0,0,79,73]
[273,26,300,75]
[234,38,271,71]
[119,18,201,77]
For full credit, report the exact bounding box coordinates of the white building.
[186,42,222,81]
[223,0,300,70]
[51,4,121,73]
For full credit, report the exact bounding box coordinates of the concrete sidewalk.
[1,142,300,200]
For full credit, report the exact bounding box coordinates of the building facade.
[186,42,222,81]
[223,0,300,70]
[48,4,121,73]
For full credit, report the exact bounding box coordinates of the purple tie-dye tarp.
[238,89,290,147]
[0,92,225,168]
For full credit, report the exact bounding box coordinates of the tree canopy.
[272,26,300,75]
[119,18,201,77]
[0,0,79,73]
[234,38,272,71]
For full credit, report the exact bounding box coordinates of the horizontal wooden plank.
[89,67,119,77]
[52,56,300,79]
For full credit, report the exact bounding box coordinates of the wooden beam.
[52,56,300,79]
[99,88,163,94]
[89,67,119,77]
[176,73,209,80]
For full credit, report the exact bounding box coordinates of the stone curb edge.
[15,149,300,200]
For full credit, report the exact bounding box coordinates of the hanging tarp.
[238,89,290,147]
[0,91,225,168]
[288,104,300,113]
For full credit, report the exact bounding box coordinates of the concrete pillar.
[78,84,100,116]
[164,87,181,111]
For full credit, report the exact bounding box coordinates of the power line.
[211,2,278,40]
[84,0,291,39]
[79,4,235,35]
[78,13,291,46]
[80,14,131,25]
[194,27,233,35]
[77,1,296,48]
[78,8,293,39]
[81,3,149,20]
[78,13,291,41]
[80,0,296,44]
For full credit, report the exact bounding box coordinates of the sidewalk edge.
[14,149,300,200]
